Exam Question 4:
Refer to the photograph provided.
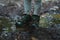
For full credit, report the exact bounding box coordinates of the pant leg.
[34,0,41,15]
[24,0,31,14]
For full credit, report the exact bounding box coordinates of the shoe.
[15,14,32,28]
[31,15,40,29]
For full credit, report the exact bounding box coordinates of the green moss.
[0,17,12,32]
[52,14,60,24]
[52,14,60,19]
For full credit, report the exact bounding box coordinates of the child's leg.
[16,0,32,28]
[31,0,41,29]
[24,0,31,14]
[34,0,41,15]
